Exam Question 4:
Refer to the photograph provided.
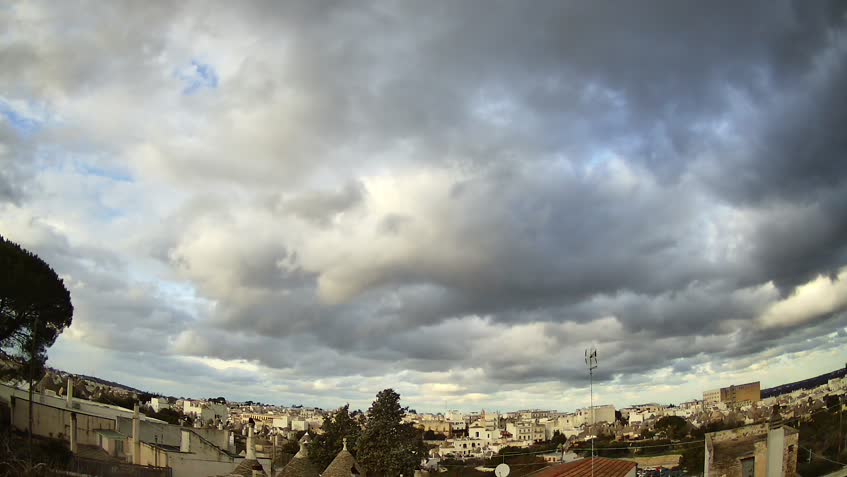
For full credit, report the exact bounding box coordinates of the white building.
[272,416,290,429]
[467,422,500,444]
[183,400,229,424]
[505,421,545,442]
[291,419,308,431]
[439,438,487,459]
[575,404,615,425]
[149,397,171,413]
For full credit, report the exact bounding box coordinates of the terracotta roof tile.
[531,457,636,477]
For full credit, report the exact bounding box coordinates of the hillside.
[761,365,847,399]
[36,368,155,406]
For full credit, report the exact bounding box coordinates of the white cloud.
[759,267,847,328]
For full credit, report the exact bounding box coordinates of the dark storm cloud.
[709,56,847,292]
[133,0,847,387]
[2,0,846,406]
[221,0,846,174]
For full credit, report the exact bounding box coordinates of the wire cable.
[800,446,847,467]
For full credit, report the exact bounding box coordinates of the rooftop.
[94,429,127,440]
[530,457,636,477]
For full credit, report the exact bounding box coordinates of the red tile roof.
[531,457,636,477]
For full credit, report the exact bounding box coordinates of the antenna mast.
[585,347,598,477]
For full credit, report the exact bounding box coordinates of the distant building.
[416,419,452,436]
[723,382,762,405]
[505,421,545,442]
[576,404,616,425]
[272,415,290,429]
[183,400,229,424]
[704,388,722,404]
[704,410,798,477]
[519,409,554,420]
[149,397,170,413]
[704,382,761,406]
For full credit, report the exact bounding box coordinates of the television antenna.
[585,347,598,477]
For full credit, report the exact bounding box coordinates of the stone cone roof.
[275,440,319,477]
[229,458,266,477]
[322,449,365,477]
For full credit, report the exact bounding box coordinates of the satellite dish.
[495,463,510,477]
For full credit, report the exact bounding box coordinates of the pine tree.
[0,235,74,458]
[357,389,425,477]
[309,404,364,470]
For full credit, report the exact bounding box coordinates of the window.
[740,457,754,477]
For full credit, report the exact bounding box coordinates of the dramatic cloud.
[1,1,846,410]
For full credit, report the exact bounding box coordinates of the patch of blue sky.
[75,162,133,183]
[584,150,616,173]
[0,100,43,136]
[92,206,126,223]
[31,145,134,183]
[155,279,214,322]
[177,60,219,95]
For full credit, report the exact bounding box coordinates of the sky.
[1,1,846,413]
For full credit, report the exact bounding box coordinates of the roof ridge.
[186,428,235,457]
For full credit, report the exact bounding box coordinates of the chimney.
[767,424,785,476]
[246,425,256,460]
[180,429,191,453]
[132,403,141,465]
[66,378,74,407]
[69,412,78,454]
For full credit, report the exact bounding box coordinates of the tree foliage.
[796,400,846,477]
[0,235,73,456]
[550,430,568,446]
[309,404,364,470]
[147,407,188,425]
[91,389,147,411]
[423,429,447,440]
[357,389,426,477]
[655,415,688,440]
[679,443,704,475]
[0,236,74,382]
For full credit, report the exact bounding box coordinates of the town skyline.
[43,355,844,415]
